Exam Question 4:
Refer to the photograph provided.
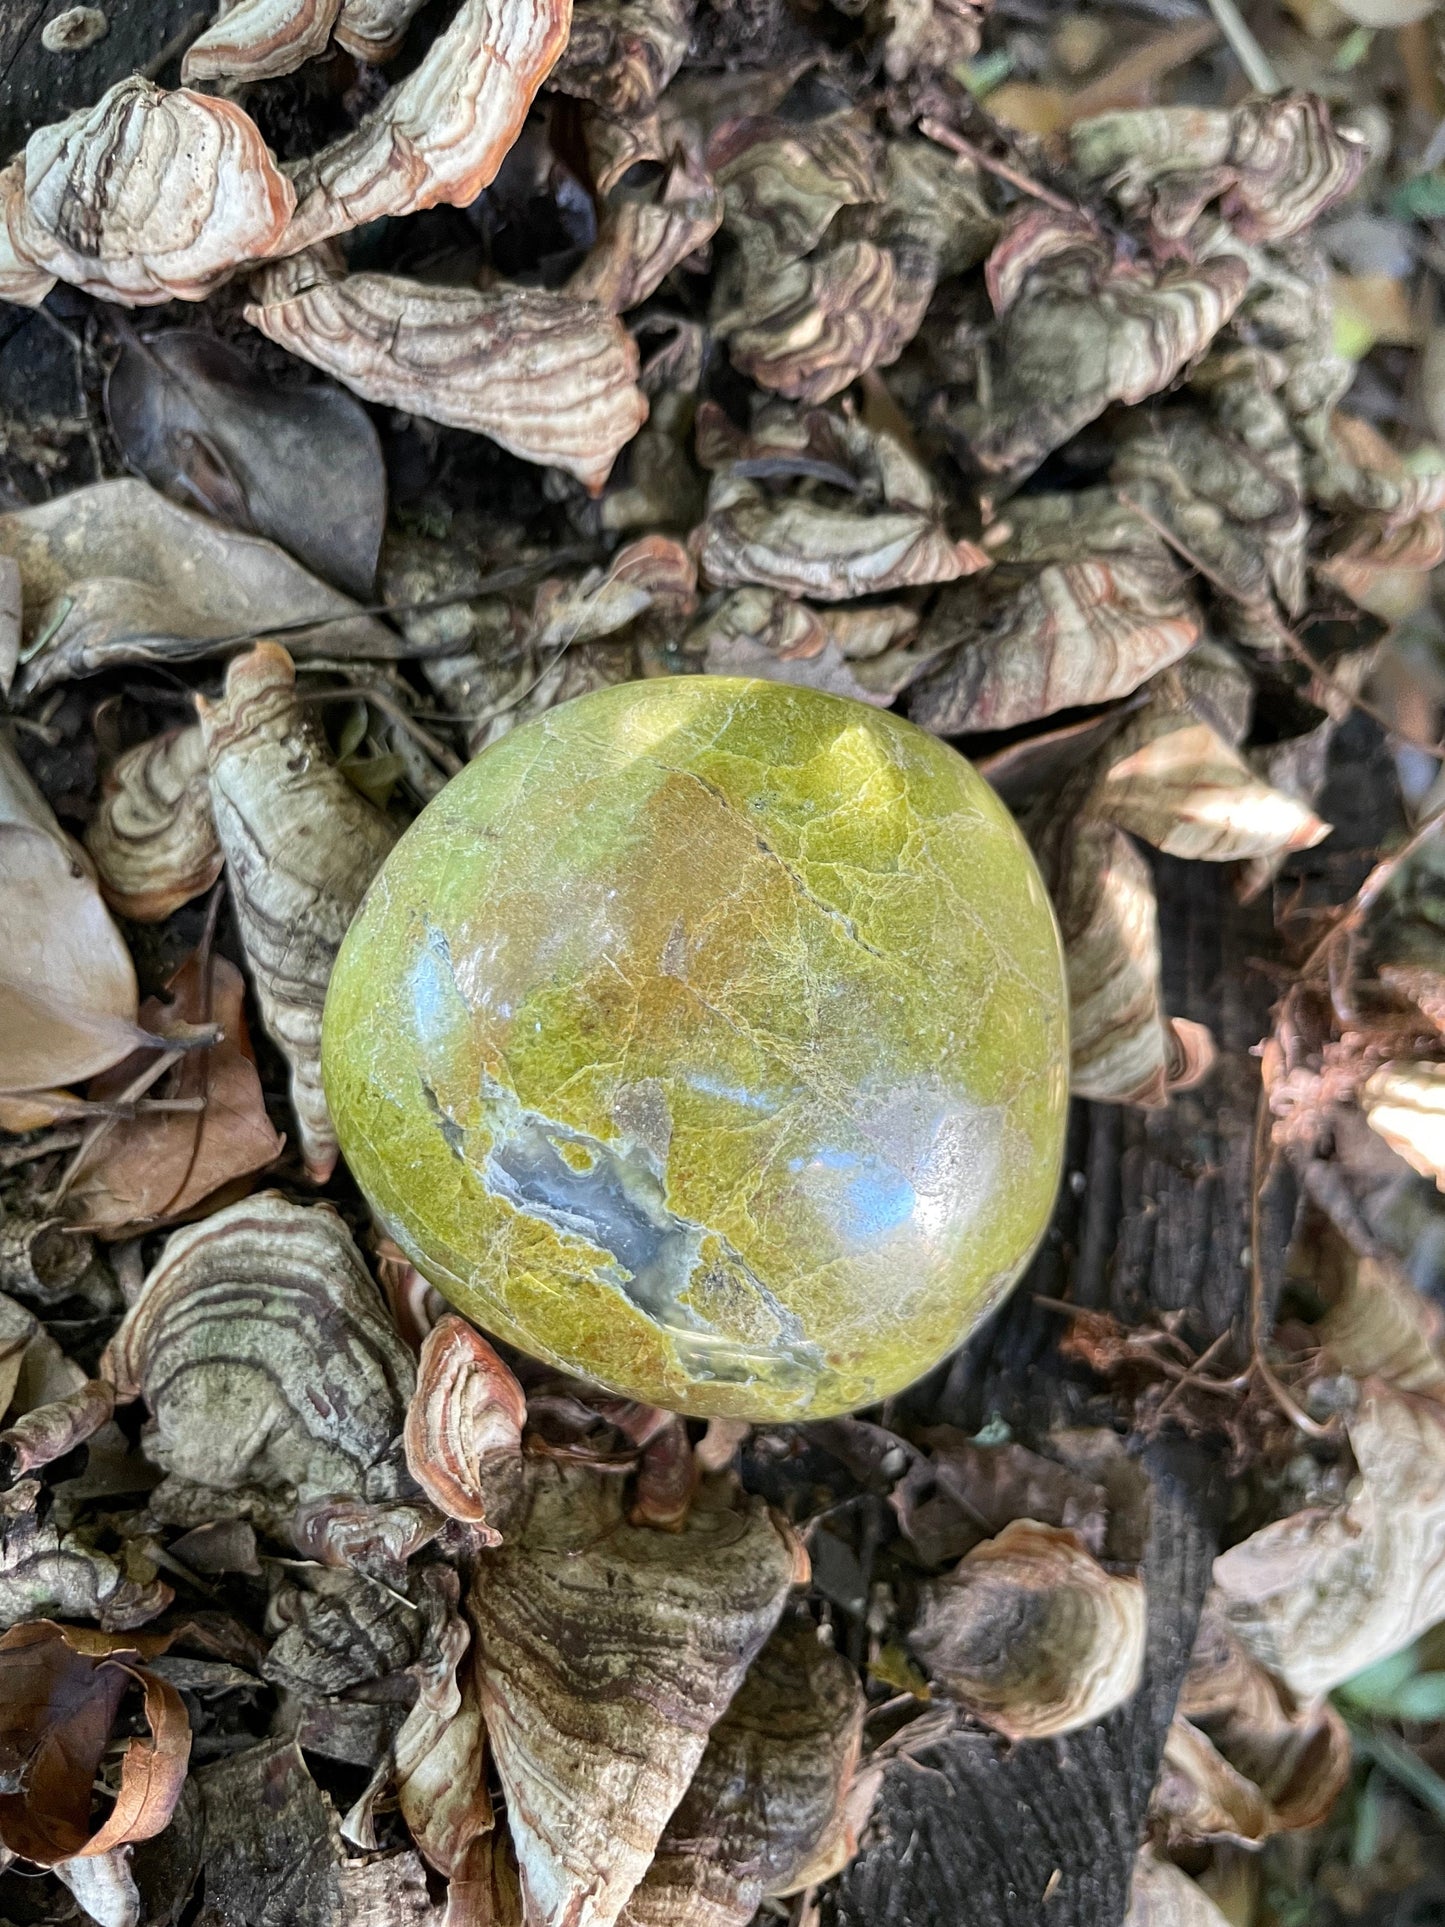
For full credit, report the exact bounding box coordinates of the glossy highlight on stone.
[322,678,1069,1420]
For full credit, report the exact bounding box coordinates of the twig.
[298,681,465,776]
[918,118,1084,218]
[1203,0,1282,94]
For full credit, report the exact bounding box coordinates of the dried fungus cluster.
[3,0,1445,1922]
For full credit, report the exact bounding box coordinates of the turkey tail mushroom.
[196,642,398,1182]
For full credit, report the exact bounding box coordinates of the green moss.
[323,677,1069,1419]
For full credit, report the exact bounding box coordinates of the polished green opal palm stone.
[322,677,1069,1420]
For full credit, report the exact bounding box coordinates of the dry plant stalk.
[197,641,398,1180]
[84,726,222,923]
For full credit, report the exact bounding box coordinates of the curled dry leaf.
[962,209,1249,479]
[692,403,986,599]
[246,251,647,495]
[1213,1385,1445,1698]
[0,1619,189,1867]
[1125,1848,1233,1927]
[1360,1061,1445,1190]
[910,1518,1146,1739]
[1152,1602,1351,1846]
[529,535,696,650]
[404,1314,526,1541]
[621,1616,865,1926]
[1092,681,1331,863]
[198,641,398,1181]
[102,1193,415,1544]
[0,78,294,307]
[0,732,146,1097]
[1067,96,1367,249]
[910,492,1200,735]
[84,727,221,924]
[181,0,342,83]
[1,1479,171,1631]
[279,0,572,254]
[470,1457,806,1927]
[1042,815,1188,1108]
[567,145,721,316]
[65,948,284,1239]
[0,1379,115,1481]
[0,479,399,700]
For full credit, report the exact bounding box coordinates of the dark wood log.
[1,1,206,162]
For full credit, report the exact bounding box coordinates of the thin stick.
[1204,0,1282,94]
[918,118,1084,218]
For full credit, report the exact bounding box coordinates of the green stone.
[322,678,1069,1421]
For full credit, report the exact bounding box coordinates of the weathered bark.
[829,854,1281,1927]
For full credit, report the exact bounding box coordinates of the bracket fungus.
[245,251,647,494]
[323,676,1069,1421]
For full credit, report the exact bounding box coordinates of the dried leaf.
[892,1429,1110,1568]
[1,479,400,701]
[692,404,986,599]
[0,78,294,306]
[470,1458,805,1927]
[279,0,571,254]
[0,1481,170,1631]
[246,251,647,496]
[1214,1385,1445,1698]
[1068,96,1367,249]
[181,0,341,83]
[102,1192,415,1545]
[84,727,222,924]
[910,492,1200,735]
[0,1379,115,1481]
[1360,1061,1445,1189]
[529,536,696,649]
[385,1571,494,1876]
[0,732,146,1096]
[1125,1848,1232,1927]
[0,1619,189,1866]
[198,641,397,1180]
[105,330,387,600]
[567,146,722,315]
[1092,681,1331,862]
[621,1616,865,1925]
[962,209,1249,479]
[910,1518,1146,1739]
[1042,815,1178,1107]
[66,949,284,1238]
[404,1314,526,1540]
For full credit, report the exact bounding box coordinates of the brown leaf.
[197,641,397,1180]
[105,329,387,600]
[1092,681,1331,863]
[84,727,222,924]
[0,1619,189,1866]
[620,1616,865,1925]
[66,948,284,1238]
[909,492,1200,735]
[1360,1061,1445,1190]
[0,732,147,1096]
[279,0,571,254]
[961,208,1249,479]
[1067,96,1367,249]
[0,78,294,307]
[405,1315,526,1541]
[910,1518,1146,1739]
[246,251,647,496]
[470,1458,805,1927]
[1213,1386,1445,1697]
[1,478,401,701]
[0,1378,115,1481]
[102,1192,416,1546]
